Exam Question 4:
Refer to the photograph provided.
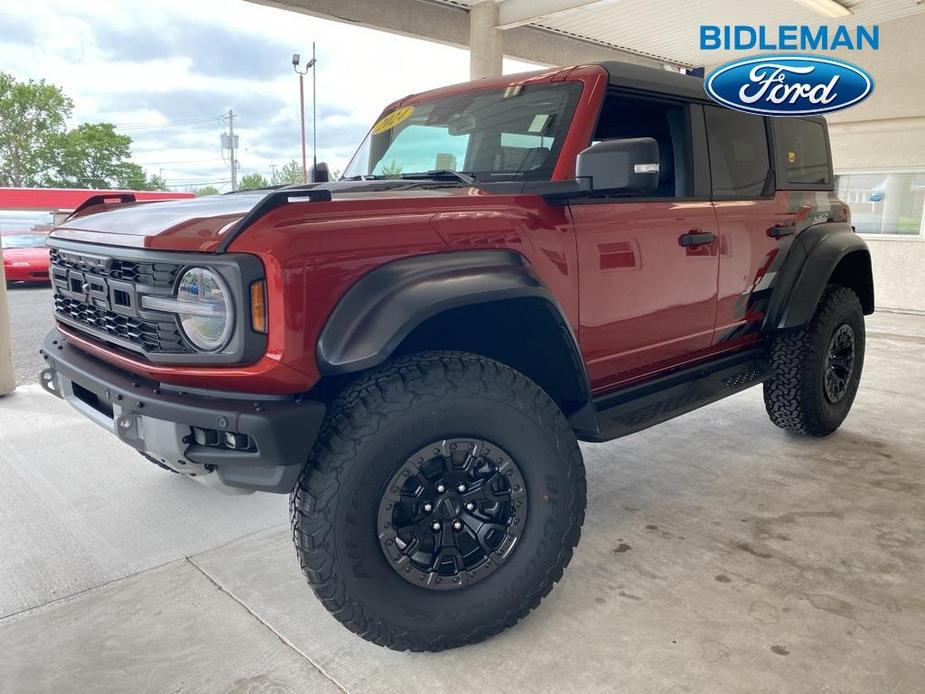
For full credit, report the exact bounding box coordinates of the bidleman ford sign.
[704,54,874,117]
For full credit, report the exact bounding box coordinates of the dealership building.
[256,0,925,312]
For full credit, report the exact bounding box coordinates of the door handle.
[768,223,795,238]
[678,231,716,247]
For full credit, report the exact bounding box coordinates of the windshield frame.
[343,80,584,184]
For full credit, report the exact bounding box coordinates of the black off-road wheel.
[290,351,586,652]
[764,284,866,436]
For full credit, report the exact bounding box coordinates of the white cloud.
[0,0,541,190]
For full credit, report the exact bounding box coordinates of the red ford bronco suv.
[40,62,873,651]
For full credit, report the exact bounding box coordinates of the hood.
[49,180,483,252]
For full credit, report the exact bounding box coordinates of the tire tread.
[290,350,586,652]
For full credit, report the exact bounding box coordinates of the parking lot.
[1,293,923,693]
[4,284,53,386]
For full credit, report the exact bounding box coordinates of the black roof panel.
[597,61,707,101]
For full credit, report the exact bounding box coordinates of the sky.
[0,0,540,191]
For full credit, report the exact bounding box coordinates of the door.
[704,106,794,349]
[572,93,720,393]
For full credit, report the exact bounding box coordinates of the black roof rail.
[214,187,333,253]
[64,193,137,222]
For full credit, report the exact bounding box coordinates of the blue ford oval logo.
[705,54,874,116]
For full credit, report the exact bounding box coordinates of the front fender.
[318,250,561,374]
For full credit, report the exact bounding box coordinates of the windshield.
[0,209,54,234]
[1,233,47,249]
[343,82,581,182]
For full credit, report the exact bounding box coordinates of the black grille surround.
[48,238,268,366]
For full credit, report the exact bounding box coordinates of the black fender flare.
[318,250,576,372]
[316,250,598,434]
[764,222,874,331]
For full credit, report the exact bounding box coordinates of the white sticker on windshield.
[528,114,549,133]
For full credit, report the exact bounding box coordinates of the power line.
[134,158,225,166]
[113,115,225,132]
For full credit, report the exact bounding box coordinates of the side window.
[592,93,692,198]
[775,119,831,186]
[705,107,771,198]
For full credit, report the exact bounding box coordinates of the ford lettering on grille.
[50,249,191,355]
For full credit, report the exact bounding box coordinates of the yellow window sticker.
[788,151,797,163]
[371,106,415,135]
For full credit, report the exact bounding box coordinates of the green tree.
[271,160,305,186]
[141,173,169,191]
[0,71,73,186]
[195,185,220,196]
[116,162,168,191]
[239,172,269,190]
[54,122,140,189]
[380,159,403,176]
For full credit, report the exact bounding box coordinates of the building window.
[836,171,925,237]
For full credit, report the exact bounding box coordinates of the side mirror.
[311,162,330,183]
[576,137,659,196]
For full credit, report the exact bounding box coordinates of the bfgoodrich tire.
[290,351,586,651]
[764,284,866,436]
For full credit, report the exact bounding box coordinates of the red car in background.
[2,232,50,284]
[0,187,194,286]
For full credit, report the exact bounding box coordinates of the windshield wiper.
[399,170,479,185]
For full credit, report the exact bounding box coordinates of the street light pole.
[298,70,307,184]
[292,50,317,185]
[312,42,317,177]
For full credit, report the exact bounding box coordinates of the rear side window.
[705,107,771,198]
[775,119,831,186]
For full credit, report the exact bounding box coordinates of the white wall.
[823,14,925,313]
[864,238,925,314]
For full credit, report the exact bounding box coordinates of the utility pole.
[228,109,238,191]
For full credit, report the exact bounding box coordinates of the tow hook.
[115,413,144,449]
[39,367,61,399]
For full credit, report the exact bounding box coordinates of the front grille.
[50,247,192,356]
[49,248,181,288]
[54,294,192,354]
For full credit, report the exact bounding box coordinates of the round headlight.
[176,267,233,351]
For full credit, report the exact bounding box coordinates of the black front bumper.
[40,329,325,493]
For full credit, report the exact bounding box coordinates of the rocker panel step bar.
[586,348,769,442]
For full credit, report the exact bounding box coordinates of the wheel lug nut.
[432,521,442,531]
[465,502,475,512]
[457,483,466,493]
[435,483,446,493]
[423,502,433,512]
[452,520,463,531]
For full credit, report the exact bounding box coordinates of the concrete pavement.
[5,284,54,386]
[1,312,923,693]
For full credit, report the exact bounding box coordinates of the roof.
[598,61,706,101]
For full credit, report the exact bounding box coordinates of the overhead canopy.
[249,0,925,76]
